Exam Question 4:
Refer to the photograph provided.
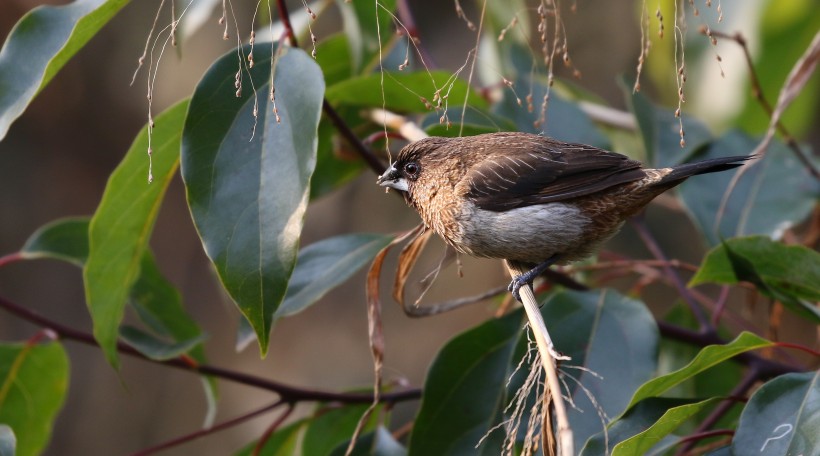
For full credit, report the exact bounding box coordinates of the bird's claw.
[508,276,527,302]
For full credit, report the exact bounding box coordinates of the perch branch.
[506,260,574,456]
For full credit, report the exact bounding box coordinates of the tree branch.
[0,294,421,404]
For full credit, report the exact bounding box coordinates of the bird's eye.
[403,162,420,178]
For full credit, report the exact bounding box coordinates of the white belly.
[451,202,591,264]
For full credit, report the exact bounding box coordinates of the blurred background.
[0,0,817,454]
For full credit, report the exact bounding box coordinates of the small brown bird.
[377,132,753,300]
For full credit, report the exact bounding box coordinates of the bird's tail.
[661,155,755,185]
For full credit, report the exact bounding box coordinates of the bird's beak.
[377,165,409,192]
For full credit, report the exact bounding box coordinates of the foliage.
[0,0,818,455]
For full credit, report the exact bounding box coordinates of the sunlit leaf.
[622,332,773,414]
[732,371,820,455]
[83,100,188,368]
[0,342,69,456]
[20,217,89,266]
[0,0,129,140]
[581,397,712,455]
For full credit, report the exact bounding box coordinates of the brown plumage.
[377,132,753,300]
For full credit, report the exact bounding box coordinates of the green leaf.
[330,427,407,456]
[690,236,820,322]
[16,218,217,424]
[732,371,820,455]
[337,0,397,72]
[621,76,712,167]
[234,419,305,456]
[421,107,517,137]
[276,233,395,318]
[315,34,354,86]
[304,403,382,456]
[0,425,15,456]
[581,397,709,455]
[612,397,722,455]
[84,99,189,368]
[678,131,819,247]
[311,113,365,200]
[0,0,130,140]
[0,342,69,456]
[622,332,773,414]
[541,289,659,449]
[325,71,488,113]
[19,217,89,265]
[182,45,324,356]
[408,311,523,455]
[119,326,207,361]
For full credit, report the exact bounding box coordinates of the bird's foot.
[507,255,561,302]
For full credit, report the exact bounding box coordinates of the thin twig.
[252,403,295,456]
[128,400,286,456]
[630,216,712,331]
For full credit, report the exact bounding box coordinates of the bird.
[376,132,754,301]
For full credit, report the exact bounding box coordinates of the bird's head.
[376,136,451,198]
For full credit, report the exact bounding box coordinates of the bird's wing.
[464,137,647,211]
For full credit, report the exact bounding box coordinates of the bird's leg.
[508,254,561,302]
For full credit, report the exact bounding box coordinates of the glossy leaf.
[408,311,523,455]
[19,217,89,266]
[0,425,14,456]
[337,0,397,72]
[84,99,188,368]
[581,397,708,455]
[541,289,659,449]
[330,427,407,456]
[119,326,206,361]
[0,0,129,140]
[732,371,820,455]
[623,332,772,414]
[325,71,488,113]
[612,397,722,455]
[303,403,382,456]
[182,46,324,356]
[691,236,820,322]
[678,131,819,247]
[276,233,394,318]
[0,342,69,456]
[234,419,305,456]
